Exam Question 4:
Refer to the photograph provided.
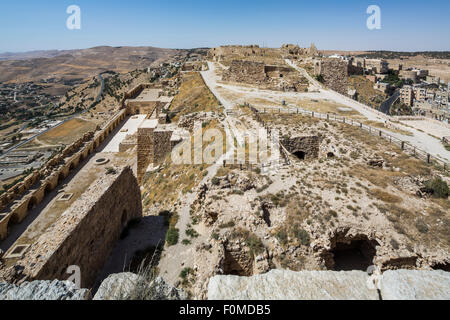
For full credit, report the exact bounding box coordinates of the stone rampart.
[3,166,142,288]
[0,110,126,240]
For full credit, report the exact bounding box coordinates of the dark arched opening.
[327,152,335,158]
[293,151,306,160]
[58,172,65,184]
[44,184,52,196]
[330,237,379,271]
[28,197,38,211]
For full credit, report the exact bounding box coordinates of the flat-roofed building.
[414,87,427,101]
[400,85,414,106]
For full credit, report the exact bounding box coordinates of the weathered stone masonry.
[314,58,349,95]
[4,166,142,288]
[0,110,127,241]
[281,136,321,160]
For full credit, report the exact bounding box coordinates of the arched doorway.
[44,184,52,196]
[58,172,65,184]
[324,234,379,271]
[293,151,306,160]
[28,196,38,211]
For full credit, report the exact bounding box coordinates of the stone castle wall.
[137,126,174,182]
[137,127,155,183]
[315,58,349,95]
[5,166,142,288]
[126,101,166,116]
[153,130,173,164]
[222,60,267,84]
[0,110,127,240]
[281,136,322,160]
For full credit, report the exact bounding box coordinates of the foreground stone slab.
[208,270,378,300]
[379,270,450,300]
[0,280,90,300]
[94,272,188,300]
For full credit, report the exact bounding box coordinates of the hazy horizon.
[1,0,450,53]
[2,45,450,56]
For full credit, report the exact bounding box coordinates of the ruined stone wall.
[153,130,173,164]
[315,58,349,95]
[264,65,294,78]
[222,60,266,84]
[6,166,142,288]
[121,83,166,111]
[0,110,126,240]
[126,100,166,116]
[137,127,155,183]
[281,136,322,160]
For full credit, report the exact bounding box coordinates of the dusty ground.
[146,56,449,299]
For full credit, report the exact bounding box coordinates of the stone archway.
[27,196,38,211]
[322,232,379,271]
[58,172,66,184]
[293,151,306,160]
[44,183,53,196]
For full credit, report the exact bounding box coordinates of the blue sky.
[0,0,449,52]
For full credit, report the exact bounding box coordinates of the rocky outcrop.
[208,270,379,300]
[379,270,450,300]
[0,280,90,300]
[93,273,188,300]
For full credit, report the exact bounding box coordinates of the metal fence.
[249,106,449,172]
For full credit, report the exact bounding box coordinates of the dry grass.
[170,72,221,121]
[142,119,225,209]
[364,120,413,136]
[348,75,387,110]
[370,188,402,204]
[38,118,97,146]
[350,165,403,188]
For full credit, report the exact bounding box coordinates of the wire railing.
[249,105,449,172]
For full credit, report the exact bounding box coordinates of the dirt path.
[212,60,450,163]
[157,63,240,285]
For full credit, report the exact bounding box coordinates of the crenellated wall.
[4,166,142,288]
[0,110,127,241]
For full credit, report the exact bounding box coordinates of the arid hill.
[0,46,188,83]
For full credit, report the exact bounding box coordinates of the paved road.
[380,89,400,115]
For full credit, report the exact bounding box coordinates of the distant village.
[328,53,450,123]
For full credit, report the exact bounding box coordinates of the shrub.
[166,227,179,246]
[424,177,449,198]
[186,226,199,238]
[293,225,310,246]
[106,167,117,175]
[181,239,191,246]
[211,177,220,186]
